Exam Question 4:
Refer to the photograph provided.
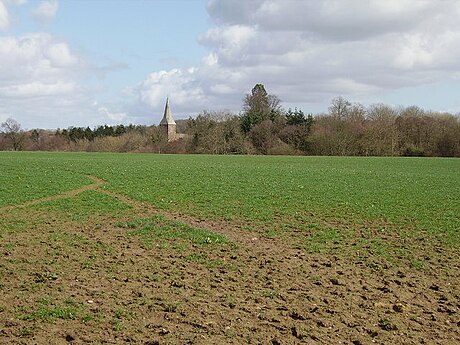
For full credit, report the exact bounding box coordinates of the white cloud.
[0,27,139,128]
[0,1,9,30]
[97,106,129,122]
[0,33,82,83]
[199,25,256,64]
[0,111,10,123]
[137,68,207,111]
[3,0,28,5]
[45,42,78,67]
[208,0,441,41]
[0,32,96,128]
[32,0,58,24]
[4,0,460,129]
[135,0,460,116]
[210,83,234,95]
[202,53,218,66]
[0,81,75,98]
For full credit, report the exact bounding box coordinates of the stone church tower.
[160,97,176,142]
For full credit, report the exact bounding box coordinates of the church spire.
[159,97,177,142]
[160,97,176,125]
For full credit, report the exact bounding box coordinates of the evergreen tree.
[240,84,282,133]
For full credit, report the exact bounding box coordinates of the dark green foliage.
[279,109,315,153]
[240,84,282,133]
[285,108,313,127]
[56,124,146,142]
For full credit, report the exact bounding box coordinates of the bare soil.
[0,176,459,344]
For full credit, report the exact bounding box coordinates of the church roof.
[160,97,176,125]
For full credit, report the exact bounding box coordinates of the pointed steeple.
[160,97,176,125]
[159,97,177,142]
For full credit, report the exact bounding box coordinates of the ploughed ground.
[0,177,459,344]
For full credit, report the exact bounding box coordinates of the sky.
[1,0,460,130]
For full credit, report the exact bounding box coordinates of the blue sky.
[1,0,460,129]
[10,1,209,67]
[52,1,209,81]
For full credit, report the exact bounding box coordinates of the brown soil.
[0,176,459,344]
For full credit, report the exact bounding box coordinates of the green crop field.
[0,152,459,344]
[2,152,458,246]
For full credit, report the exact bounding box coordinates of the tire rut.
[98,188,274,247]
[0,175,105,212]
[0,174,269,248]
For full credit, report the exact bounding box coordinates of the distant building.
[160,98,176,142]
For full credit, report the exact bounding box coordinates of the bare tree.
[1,118,24,151]
[328,97,351,119]
[149,126,168,153]
[249,119,278,154]
[186,111,246,154]
[365,104,398,155]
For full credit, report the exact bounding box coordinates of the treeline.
[185,85,460,157]
[56,124,146,142]
[185,103,460,157]
[1,84,459,156]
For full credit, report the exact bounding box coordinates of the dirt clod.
[393,303,404,313]
[158,328,169,336]
[291,326,305,340]
[65,334,75,342]
[289,310,307,320]
[330,278,340,285]
[430,284,440,291]
[1,174,459,344]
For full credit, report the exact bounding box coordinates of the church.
[159,98,176,142]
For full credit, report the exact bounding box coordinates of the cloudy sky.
[1,0,460,129]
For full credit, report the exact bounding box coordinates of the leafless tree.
[328,97,351,119]
[1,118,24,151]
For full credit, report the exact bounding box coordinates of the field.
[0,152,459,344]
